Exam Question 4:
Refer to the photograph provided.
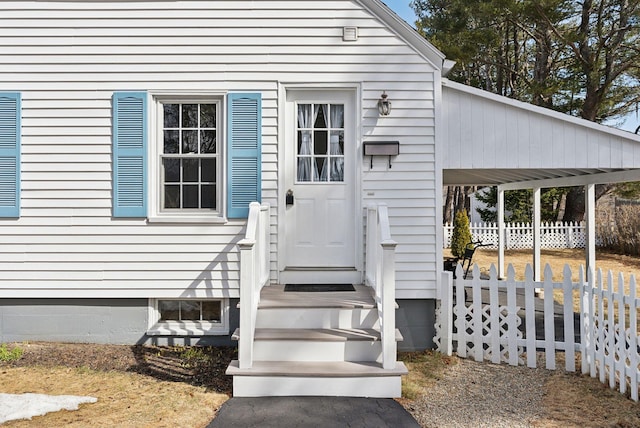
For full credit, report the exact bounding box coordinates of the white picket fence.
[435,263,640,401]
[443,221,586,249]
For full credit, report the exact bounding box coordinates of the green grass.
[0,343,23,362]
[178,346,211,368]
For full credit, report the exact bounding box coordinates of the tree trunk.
[556,193,566,222]
[562,187,585,222]
[455,186,465,215]
[562,184,616,222]
[443,186,455,224]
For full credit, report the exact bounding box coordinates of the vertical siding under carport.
[0,0,438,298]
[442,82,640,172]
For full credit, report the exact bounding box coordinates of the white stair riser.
[256,308,379,329]
[232,375,402,398]
[253,340,381,362]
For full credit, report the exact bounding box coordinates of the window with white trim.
[161,101,220,212]
[147,298,229,336]
[150,97,224,222]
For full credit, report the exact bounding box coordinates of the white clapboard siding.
[0,0,437,298]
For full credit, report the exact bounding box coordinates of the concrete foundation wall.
[0,298,432,350]
[396,299,436,351]
[0,298,239,347]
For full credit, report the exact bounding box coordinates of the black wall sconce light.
[377,91,391,116]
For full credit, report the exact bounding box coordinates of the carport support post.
[533,188,541,283]
[497,186,505,279]
[585,184,596,276]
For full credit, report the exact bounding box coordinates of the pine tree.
[450,210,472,258]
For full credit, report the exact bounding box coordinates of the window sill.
[147,321,229,336]
[147,215,227,224]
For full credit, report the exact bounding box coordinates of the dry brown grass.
[0,343,233,427]
[0,366,227,427]
[536,369,640,427]
[448,248,640,312]
[446,248,640,282]
[399,350,458,401]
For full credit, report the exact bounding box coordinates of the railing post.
[381,238,397,369]
[366,205,377,286]
[238,238,255,369]
[237,201,266,370]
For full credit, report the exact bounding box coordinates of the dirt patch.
[1,342,235,427]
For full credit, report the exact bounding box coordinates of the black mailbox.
[363,141,400,168]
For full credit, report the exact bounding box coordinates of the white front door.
[281,90,358,282]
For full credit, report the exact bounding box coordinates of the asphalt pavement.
[207,396,420,428]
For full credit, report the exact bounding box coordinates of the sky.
[384,0,416,26]
[382,0,640,134]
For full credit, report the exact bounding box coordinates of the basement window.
[147,299,229,336]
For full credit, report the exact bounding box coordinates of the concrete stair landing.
[227,285,407,397]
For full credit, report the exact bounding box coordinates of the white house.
[1,0,639,397]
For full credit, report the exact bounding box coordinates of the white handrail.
[365,203,397,369]
[238,202,271,369]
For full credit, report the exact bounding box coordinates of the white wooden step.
[258,284,376,309]
[232,327,403,342]
[232,328,403,362]
[256,306,380,329]
[226,360,408,398]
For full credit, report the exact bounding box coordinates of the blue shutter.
[0,93,20,218]
[112,92,147,218]
[227,93,262,219]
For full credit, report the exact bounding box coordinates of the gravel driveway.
[404,357,552,428]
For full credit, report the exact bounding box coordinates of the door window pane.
[314,131,328,155]
[315,158,327,181]
[314,105,327,128]
[295,103,345,183]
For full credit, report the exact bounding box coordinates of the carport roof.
[441,79,640,188]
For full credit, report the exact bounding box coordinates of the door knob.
[286,189,294,206]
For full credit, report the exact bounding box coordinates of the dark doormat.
[284,284,355,292]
